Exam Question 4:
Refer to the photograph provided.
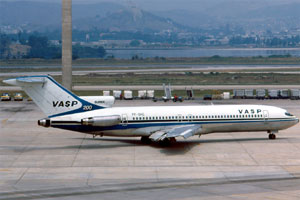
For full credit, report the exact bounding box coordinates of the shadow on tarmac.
[3,137,287,156]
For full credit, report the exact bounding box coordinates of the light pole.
[62,0,72,90]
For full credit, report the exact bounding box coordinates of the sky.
[1,0,299,12]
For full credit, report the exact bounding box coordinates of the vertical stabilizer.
[3,76,104,117]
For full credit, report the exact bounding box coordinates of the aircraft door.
[263,110,269,122]
[122,114,128,126]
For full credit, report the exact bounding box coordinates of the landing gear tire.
[268,133,276,140]
[141,136,151,144]
[158,137,176,147]
[159,138,171,147]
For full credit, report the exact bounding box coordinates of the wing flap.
[149,125,202,141]
[167,125,202,139]
[149,131,166,141]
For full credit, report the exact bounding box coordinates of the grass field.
[1,72,300,87]
[70,73,300,86]
[1,56,300,66]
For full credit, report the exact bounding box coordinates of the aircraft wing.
[149,124,202,141]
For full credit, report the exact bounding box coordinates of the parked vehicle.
[203,94,212,100]
[103,91,110,96]
[1,93,11,101]
[124,90,133,100]
[291,89,300,100]
[245,89,254,99]
[173,95,183,102]
[113,90,122,99]
[14,93,23,101]
[256,89,266,100]
[268,89,279,99]
[138,90,147,99]
[279,89,290,99]
[233,90,245,99]
[146,90,155,99]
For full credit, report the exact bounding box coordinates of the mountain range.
[1,0,300,33]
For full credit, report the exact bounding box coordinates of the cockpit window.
[285,112,293,117]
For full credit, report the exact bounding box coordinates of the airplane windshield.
[285,112,293,117]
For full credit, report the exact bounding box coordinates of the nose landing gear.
[268,131,278,140]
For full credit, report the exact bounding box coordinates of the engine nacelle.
[38,118,51,127]
[79,96,115,107]
[81,115,121,127]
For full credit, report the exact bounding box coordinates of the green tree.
[130,40,141,47]
[0,34,11,59]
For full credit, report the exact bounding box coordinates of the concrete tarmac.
[0,99,300,199]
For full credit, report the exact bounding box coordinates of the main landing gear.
[140,136,177,146]
[141,136,152,144]
[268,131,277,140]
[158,137,176,147]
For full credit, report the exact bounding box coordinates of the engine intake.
[38,118,51,127]
[81,115,121,127]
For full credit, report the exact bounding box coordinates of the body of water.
[106,48,300,59]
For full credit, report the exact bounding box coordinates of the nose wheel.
[268,133,276,140]
[268,131,277,140]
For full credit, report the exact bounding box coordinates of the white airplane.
[3,76,299,145]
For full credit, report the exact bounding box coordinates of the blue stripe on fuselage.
[51,118,297,133]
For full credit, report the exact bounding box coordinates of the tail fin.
[3,76,105,117]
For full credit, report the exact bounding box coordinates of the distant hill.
[0,1,189,33]
[155,1,300,30]
[1,0,299,33]
[0,1,124,30]
[74,8,189,32]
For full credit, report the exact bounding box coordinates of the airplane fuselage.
[49,104,298,137]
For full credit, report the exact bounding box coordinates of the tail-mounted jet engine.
[81,115,121,127]
[38,118,51,127]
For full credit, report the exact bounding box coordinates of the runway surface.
[1,64,300,77]
[0,99,300,199]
